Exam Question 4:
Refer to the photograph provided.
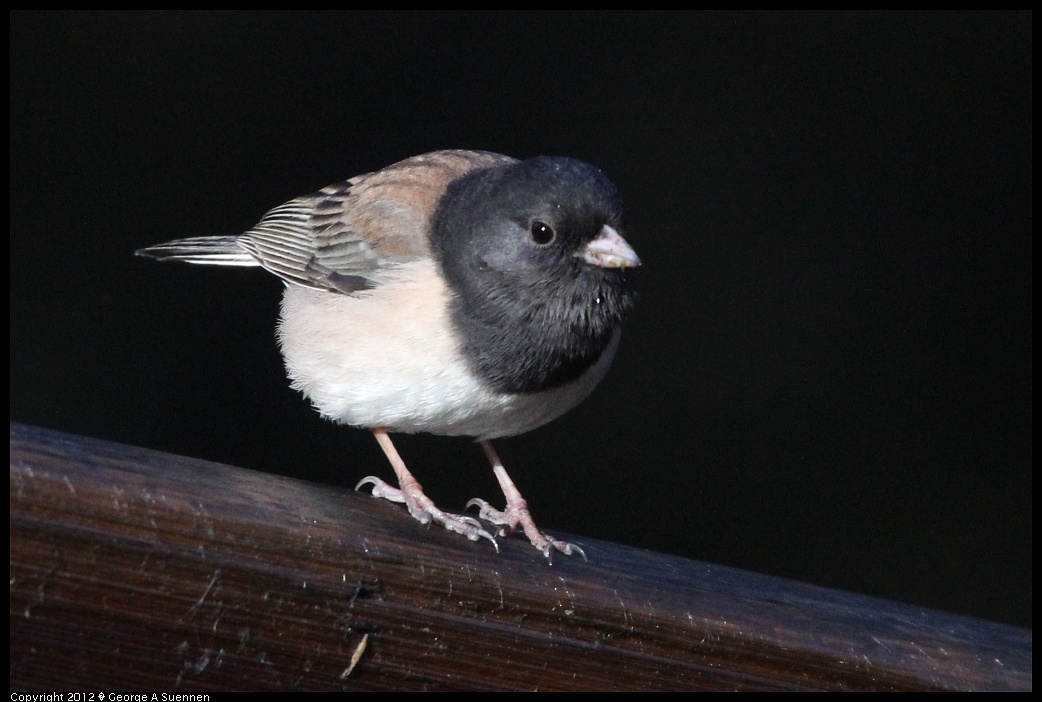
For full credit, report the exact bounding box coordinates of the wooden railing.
[10,422,1031,691]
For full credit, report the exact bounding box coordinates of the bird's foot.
[357,475,498,550]
[467,496,586,561]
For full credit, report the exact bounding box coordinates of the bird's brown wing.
[238,150,516,293]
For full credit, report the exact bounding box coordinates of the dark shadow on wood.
[10,422,1031,691]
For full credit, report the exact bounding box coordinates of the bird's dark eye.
[530,220,556,245]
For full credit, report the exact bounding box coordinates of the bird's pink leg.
[467,440,586,560]
[356,428,497,550]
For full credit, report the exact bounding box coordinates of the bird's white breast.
[277,260,619,439]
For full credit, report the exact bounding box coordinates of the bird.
[137,149,639,559]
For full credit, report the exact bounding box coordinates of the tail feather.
[135,236,259,267]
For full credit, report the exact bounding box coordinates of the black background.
[10,12,1031,628]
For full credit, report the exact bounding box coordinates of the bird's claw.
[356,475,406,503]
[467,496,585,560]
[358,476,498,550]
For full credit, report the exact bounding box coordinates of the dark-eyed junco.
[137,149,639,558]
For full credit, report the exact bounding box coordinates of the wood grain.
[10,422,1031,691]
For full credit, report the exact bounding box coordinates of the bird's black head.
[432,156,638,394]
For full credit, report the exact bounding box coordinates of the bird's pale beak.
[581,225,641,269]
